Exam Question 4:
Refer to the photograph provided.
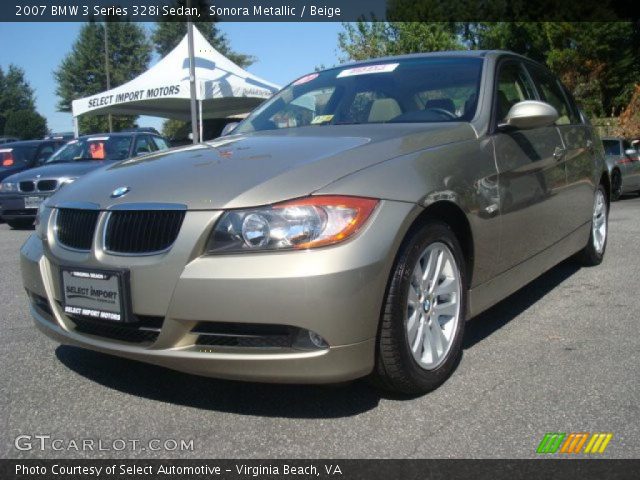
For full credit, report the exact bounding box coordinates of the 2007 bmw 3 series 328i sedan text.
[21,51,609,394]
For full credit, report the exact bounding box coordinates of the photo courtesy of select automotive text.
[1,0,640,478]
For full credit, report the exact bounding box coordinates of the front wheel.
[372,221,467,395]
[575,185,608,266]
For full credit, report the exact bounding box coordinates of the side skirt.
[468,222,590,319]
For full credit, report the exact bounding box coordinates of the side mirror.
[220,122,239,136]
[498,100,559,131]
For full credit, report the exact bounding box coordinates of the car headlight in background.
[58,177,78,188]
[207,195,379,253]
[0,182,18,193]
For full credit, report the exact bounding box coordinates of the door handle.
[553,146,566,161]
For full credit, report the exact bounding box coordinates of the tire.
[372,221,467,395]
[7,219,34,230]
[575,185,608,266]
[611,169,622,201]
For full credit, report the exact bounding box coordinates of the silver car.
[21,51,608,394]
[602,137,640,200]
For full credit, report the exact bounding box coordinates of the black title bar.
[2,459,640,480]
[2,0,640,22]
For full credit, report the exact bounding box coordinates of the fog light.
[309,331,328,348]
[292,329,329,350]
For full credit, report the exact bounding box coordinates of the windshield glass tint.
[47,136,133,163]
[602,140,621,156]
[0,146,37,168]
[236,57,483,134]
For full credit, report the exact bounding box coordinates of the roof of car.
[0,139,53,147]
[77,131,162,139]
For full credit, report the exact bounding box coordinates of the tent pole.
[199,100,203,141]
[187,16,199,144]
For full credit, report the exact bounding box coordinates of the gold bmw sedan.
[21,51,609,394]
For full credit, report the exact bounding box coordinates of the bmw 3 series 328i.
[21,51,609,394]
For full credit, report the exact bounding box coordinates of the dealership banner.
[1,0,639,22]
[2,459,640,480]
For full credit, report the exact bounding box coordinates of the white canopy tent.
[71,27,280,138]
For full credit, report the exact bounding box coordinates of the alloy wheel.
[592,189,607,254]
[405,242,462,370]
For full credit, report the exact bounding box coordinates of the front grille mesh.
[56,208,99,250]
[69,315,163,344]
[192,322,294,349]
[105,210,185,254]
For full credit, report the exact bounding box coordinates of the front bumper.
[0,193,45,220]
[20,200,418,383]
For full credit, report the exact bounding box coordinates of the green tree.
[4,109,47,139]
[0,64,38,135]
[338,22,461,62]
[54,21,152,134]
[471,22,640,117]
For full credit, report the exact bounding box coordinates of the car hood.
[50,124,477,210]
[4,161,114,182]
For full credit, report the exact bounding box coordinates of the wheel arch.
[403,201,475,288]
[600,169,612,205]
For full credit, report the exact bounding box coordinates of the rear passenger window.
[495,62,536,122]
[528,67,579,125]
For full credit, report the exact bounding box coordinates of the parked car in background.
[0,136,20,145]
[602,137,640,200]
[0,138,68,183]
[21,51,608,394]
[1,131,169,228]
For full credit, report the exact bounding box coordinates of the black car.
[0,139,68,182]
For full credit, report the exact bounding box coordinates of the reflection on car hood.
[3,161,114,183]
[50,124,477,210]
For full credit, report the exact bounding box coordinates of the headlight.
[59,177,78,188]
[0,182,18,193]
[207,195,379,253]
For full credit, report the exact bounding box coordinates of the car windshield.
[602,140,621,156]
[46,136,133,163]
[235,57,483,134]
[0,145,37,169]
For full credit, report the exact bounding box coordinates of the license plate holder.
[24,196,44,209]
[60,268,131,322]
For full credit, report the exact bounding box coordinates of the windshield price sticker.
[337,63,400,78]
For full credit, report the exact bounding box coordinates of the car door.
[491,60,568,273]
[527,65,596,232]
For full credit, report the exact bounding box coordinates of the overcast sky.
[0,22,343,132]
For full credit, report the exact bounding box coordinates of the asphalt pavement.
[1,197,639,459]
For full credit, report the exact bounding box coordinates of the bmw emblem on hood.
[110,186,130,198]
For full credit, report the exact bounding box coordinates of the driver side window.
[495,62,536,122]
